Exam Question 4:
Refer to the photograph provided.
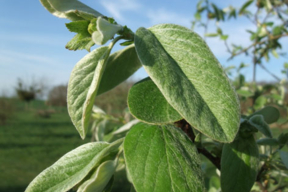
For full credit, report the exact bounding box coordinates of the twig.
[175,120,221,170]
[258,63,281,82]
[228,33,288,61]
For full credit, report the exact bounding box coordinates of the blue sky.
[1,0,287,96]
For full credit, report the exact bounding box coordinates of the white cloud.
[147,8,191,28]
[100,0,141,21]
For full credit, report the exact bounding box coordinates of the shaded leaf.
[279,151,288,169]
[249,115,272,138]
[250,106,280,124]
[128,77,182,124]
[77,160,117,192]
[134,24,240,142]
[124,123,204,192]
[40,0,102,21]
[25,139,123,192]
[221,135,259,192]
[257,138,279,146]
[98,45,142,95]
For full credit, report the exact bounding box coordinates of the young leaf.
[221,135,259,192]
[65,20,94,51]
[25,139,123,192]
[68,46,108,139]
[39,0,103,21]
[68,45,141,139]
[250,106,280,124]
[249,115,273,138]
[77,160,117,192]
[124,123,204,192]
[134,24,240,143]
[128,77,182,124]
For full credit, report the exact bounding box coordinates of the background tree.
[192,0,288,83]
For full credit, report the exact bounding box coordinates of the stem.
[175,120,221,170]
[258,63,281,82]
[227,34,288,61]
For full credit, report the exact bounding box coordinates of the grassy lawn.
[0,99,91,192]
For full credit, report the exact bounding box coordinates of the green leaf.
[25,139,123,192]
[221,135,259,192]
[134,24,240,142]
[249,115,272,138]
[65,20,94,51]
[272,49,279,58]
[77,160,117,192]
[278,133,288,148]
[239,0,254,15]
[98,45,142,95]
[237,89,254,97]
[254,96,267,110]
[257,138,279,146]
[220,35,229,40]
[250,106,280,124]
[279,151,288,169]
[124,123,204,192]
[68,46,108,139]
[68,45,141,139]
[205,33,219,37]
[39,0,102,21]
[128,77,182,124]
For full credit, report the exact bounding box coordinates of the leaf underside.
[134,24,240,142]
[124,123,204,192]
[25,139,123,192]
[67,45,141,138]
[40,0,103,21]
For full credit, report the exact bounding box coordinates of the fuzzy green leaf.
[134,24,240,142]
[98,45,142,95]
[68,45,141,139]
[221,135,259,192]
[250,106,280,124]
[66,35,94,51]
[249,115,272,138]
[25,139,123,192]
[124,123,204,192]
[77,160,117,192]
[68,46,108,139]
[128,77,182,124]
[40,0,102,21]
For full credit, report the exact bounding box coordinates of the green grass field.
[0,98,286,192]
[0,98,131,192]
[0,99,92,192]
